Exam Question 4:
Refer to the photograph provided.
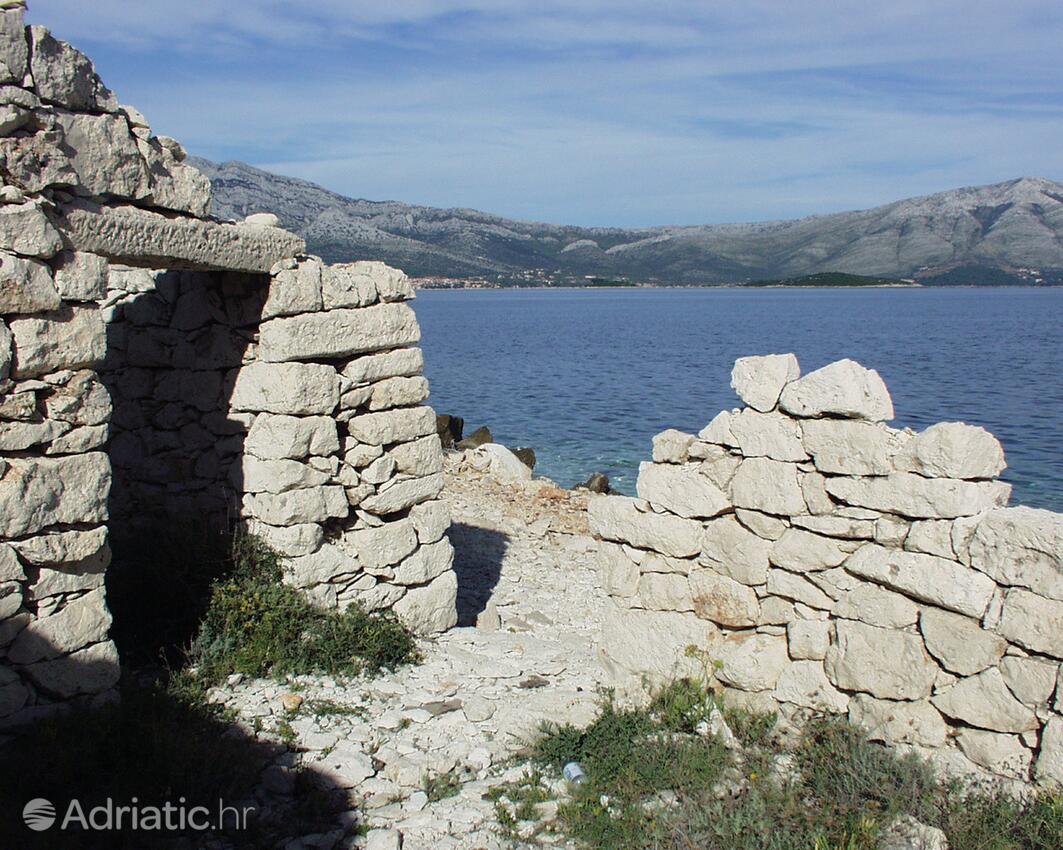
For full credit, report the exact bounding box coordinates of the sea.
[414,287,1063,512]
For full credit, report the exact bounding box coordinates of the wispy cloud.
[27,0,1063,226]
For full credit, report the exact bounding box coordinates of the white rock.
[10,526,107,566]
[636,461,730,519]
[932,668,1038,733]
[22,639,120,698]
[770,528,848,572]
[369,376,430,411]
[0,200,63,258]
[245,521,323,557]
[259,303,420,362]
[688,570,759,626]
[229,362,339,415]
[236,457,329,494]
[244,413,339,460]
[728,409,807,461]
[698,410,738,446]
[844,544,996,618]
[8,305,105,378]
[343,347,424,385]
[361,473,444,515]
[848,695,947,747]
[638,573,693,612]
[831,582,919,628]
[826,473,1010,519]
[392,539,454,586]
[894,422,1005,480]
[715,633,789,691]
[0,318,9,380]
[472,443,532,483]
[730,353,800,412]
[389,434,444,477]
[8,588,111,663]
[0,453,110,538]
[343,521,418,573]
[588,496,702,558]
[244,212,280,228]
[651,428,694,463]
[766,569,834,610]
[28,25,117,112]
[791,514,874,540]
[248,486,348,525]
[730,457,806,515]
[693,443,742,489]
[46,423,107,455]
[261,259,322,318]
[996,589,1063,657]
[0,7,28,84]
[801,418,902,475]
[919,607,1006,676]
[905,520,955,559]
[956,728,1032,779]
[393,570,457,634]
[787,620,830,660]
[734,508,788,541]
[365,829,402,850]
[320,262,380,309]
[0,418,68,451]
[956,507,1063,601]
[878,816,948,850]
[407,499,450,544]
[0,251,59,313]
[999,656,1058,706]
[774,661,849,712]
[1035,716,1063,786]
[347,406,436,446]
[779,358,893,421]
[599,602,719,684]
[53,111,149,200]
[598,543,640,597]
[825,620,937,700]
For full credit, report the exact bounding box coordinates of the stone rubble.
[590,353,1063,790]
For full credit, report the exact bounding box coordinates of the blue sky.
[28,1,1063,227]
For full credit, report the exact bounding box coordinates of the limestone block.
[245,520,323,557]
[0,251,60,314]
[956,507,1063,600]
[8,588,111,664]
[700,516,772,585]
[636,461,730,519]
[825,620,938,700]
[44,370,111,425]
[1036,717,1063,786]
[368,376,429,412]
[932,668,1038,733]
[599,602,720,684]
[0,452,110,537]
[848,695,948,747]
[360,455,396,485]
[894,422,1005,480]
[770,528,848,573]
[53,200,305,273]
[259,302,420,362]
[730,353,799,412]
[0,417,68,450]
[999,656,1058,706]
[779,358,893,421]
[320,262,379,309]
[361,472,444,515]
[388,434,443,477]
[774,661,849,712]
[734,508,788,540]
[730,456,806,515]
[831,582,919,628]
[262,259,323,319]
[8,305,105,378]
[792,514,875,540]
[0,543,23,581]
[244,413,339,460]
[54,110,150,200]
[689,570,760,626]
[392,539,454,586]
[787,620,830,660]
[408,499,450,544]
[801,418,902,475]
[956,728,1032,779]
[598,542,640,597]
[286,544,357,588]
[342,347,424,385]
[343,521,418,574]
[29,26,117,112]
[919,607,1006,676]
[229,362,339,415]
[393,570,457,634]
[757,596,795,625]
[905,520,955,559]
[363,262,413,303]
[10,525,107,568]
[588,495,703,558]
[728,409,806,462]
[248,486,348,526]
[347,406,435,446]
[0,7,28,83]
[640,551,695,574]
[766,568,834,610]
[636,572,691,611]
[235,457,330,494]
[136,136,212,218]
[826,473,1010,519]
[996,589,1063,657]
[845,543,995,618]
[0,200,63,258]
[800,471,834,515]
[698,410,738,446]
[715,633,789,691]
[651,428,694,463]
[45,423,106,455]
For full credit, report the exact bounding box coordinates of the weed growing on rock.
[423,770,462,803]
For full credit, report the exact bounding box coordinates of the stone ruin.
[590,354,1063,788]
[0,4,456,726]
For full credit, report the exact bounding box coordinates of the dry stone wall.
[0,4,455,727]
[590,354,1063,788]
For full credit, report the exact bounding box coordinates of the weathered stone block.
[651,428,694,463]
[919,607,1006,676]
[388,434,443,477]
[0,7,28,83]
[730,353,799,412]
[342,347,424,385]
[932,668,1038,733]
[787,619,830,660]
[801,418,903,475]
[393,570,457,634]
[728,409,806,461]
[0,251,60,314]
[259,302,420,362]
[955,507,1063,601]
[893,422,1006,480]
[831,582,919,628]
[956,728,1032,779]
[730,456,806,516]
[320,261,381,309]
[9,588,111,664]
[248,486,348,526]
[262,259,323,319]
[229,362,339,415]
[0,200,63,258]
[689,570,760,626]
[0,452,110,537]
[235,457,330,494]
[766,568,834,610]
[347,406,436,446]
[770,528,848,572]
[779,358,893,421]
[361,472,444,515]
[588,495,703,558]
[716,633,789,691]
[54,110,150,200]
[825,620,937,700]
[8,304,105,378]
[996,589,1063,657]
[369,376,430,411]
[848,695,948,747]
[636,461,730,519]
[825,473,1010,519]
[774,661,849,712]
[244,413,339,460]
[29,25,117,112]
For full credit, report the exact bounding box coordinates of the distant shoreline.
[413,282,1063,292]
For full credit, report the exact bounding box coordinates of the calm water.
[414,287,1063,511]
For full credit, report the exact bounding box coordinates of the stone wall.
[0,4,455,726]
[590,354,1063,788]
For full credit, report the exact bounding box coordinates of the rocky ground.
[213,452,608,849]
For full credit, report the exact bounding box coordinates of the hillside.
[190,158,1063,285]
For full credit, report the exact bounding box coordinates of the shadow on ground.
[448,522,509,626]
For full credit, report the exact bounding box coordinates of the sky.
[28,1,1063,228]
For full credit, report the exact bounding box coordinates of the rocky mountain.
[190,158,1063,285]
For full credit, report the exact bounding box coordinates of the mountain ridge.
[189,158,1063,285]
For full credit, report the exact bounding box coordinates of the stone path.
[215,455,607,849]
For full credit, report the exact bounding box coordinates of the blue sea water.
[414,287,1063,512]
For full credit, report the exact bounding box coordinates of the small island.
[742,271,917,287]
